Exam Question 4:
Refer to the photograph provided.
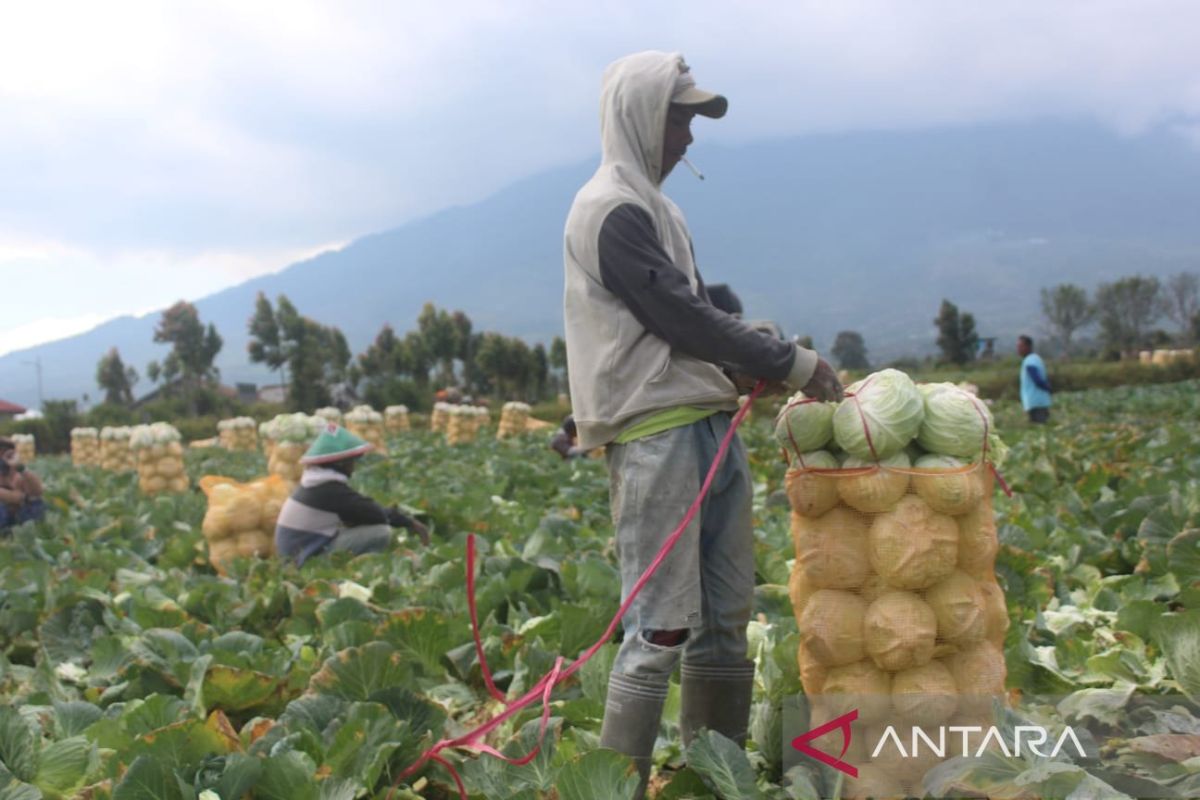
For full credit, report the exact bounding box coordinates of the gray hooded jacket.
[563,51,817,450]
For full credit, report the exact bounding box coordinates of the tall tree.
[1163,272,1199,344]
[272,296,351,410]
[417,303,459,386]
[531,343,549,401]
[549,335,568,392]
[1040,284,1094,356]
[152,301,223,414]
[95,348,139,406]
[247,291,287,385]
[934,300,979,365]
[1094,276,1164,356]
[831,331,870,370]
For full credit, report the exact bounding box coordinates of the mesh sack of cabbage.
[70,428,101,466]
[778,370,1009,800]
[199,474,290,573]
[217,417,258,452]
[12,433,35,463]
[130,423,190,494]
[430,402,451,433]
[385,405,411,434]
[262,413,322,484]
[314,406,343,426]
[99,427,137,472]
[496,401,531,439]
[446,406,490,445]
[345,405,387,454]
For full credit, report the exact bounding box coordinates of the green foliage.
[1095,275,1165,356]
[934,298,979,365]
[1,378,1198,798]
[1040,283,1095,356]
[830,330,869,370]
[96,347,139,406]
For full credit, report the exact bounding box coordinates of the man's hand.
[408,518,431,546]
[801,358,844,402]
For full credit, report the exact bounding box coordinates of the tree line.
[95,295,570,413]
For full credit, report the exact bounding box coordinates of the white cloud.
[1,0,1198,339]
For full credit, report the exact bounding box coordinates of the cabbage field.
[1,380,1199,799]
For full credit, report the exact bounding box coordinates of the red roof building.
[0,399,27,419]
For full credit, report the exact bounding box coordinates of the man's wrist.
[784,345,819,390]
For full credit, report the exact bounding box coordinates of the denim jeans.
[606,413,754,680]
[0,498,45,528]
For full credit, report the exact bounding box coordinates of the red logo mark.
[791,708,858,778]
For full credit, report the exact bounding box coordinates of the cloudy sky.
[3,0,1198,356]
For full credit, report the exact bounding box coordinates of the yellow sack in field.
[199,474,291,573]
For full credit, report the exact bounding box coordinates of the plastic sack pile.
[260,413,322,483]
[200,475,290,573]
[496,401,531,439]
[430,402,452,434]
[217,417,258,452]
[345,405,386,454]
[385,405,411,434]
[130,423,189,495]
[70,428,100,466]
[12,434,35,463]
[446,406,489,445]
[779,369,1009,799]
[100,427,136,472]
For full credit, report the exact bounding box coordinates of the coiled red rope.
[392,383,766,797]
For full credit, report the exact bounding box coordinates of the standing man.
[1018,335,1052,423]
[563,51,842,795]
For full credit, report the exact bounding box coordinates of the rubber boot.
[600,671,669,799]
[679,660,756,748]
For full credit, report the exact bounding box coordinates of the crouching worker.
[274,424,429,566]
[0,439,44,528]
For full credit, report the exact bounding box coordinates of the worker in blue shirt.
[1017,335,1052,423]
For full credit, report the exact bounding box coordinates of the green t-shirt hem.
[613,407,718,444]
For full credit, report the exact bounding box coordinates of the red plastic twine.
[845,374,881,462]
[393,383,767,798]
[963,390,1013,498]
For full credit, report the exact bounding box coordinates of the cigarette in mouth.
[681,156,705,180]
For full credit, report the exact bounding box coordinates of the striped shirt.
[274,467,406,565]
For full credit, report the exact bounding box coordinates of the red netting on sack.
[779,376,1012,799]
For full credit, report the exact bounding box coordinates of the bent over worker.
[274,424,428,566]
[562,51,843,795]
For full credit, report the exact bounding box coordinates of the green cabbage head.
[916,383,1006,460]
[832,369,924,460]
[774,393,835,462]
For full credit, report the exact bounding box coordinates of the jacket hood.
[599,51,685,187]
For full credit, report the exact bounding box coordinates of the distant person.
[0,438,44,528]
[1018,335,1052,423]
[274,425,429,566]
[549,415,588,460]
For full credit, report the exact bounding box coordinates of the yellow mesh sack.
[199,474,290,573]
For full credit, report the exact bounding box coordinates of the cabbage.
[924,571,986,643]
[774,394,835,462]
[817,660,893,725]
[978,579,1009,642]
[799,589,866,667]
[838,452,911,512]
[842,764,905,800]
[891,661,958,726]
[956,504,999,579]
[864,591,937,671]
[832,369,924,460]
[917,382,1006,461]
[788,565,817,628]
[796,639,828,694]
[912,454,985,515]
[784,450,840,517]
[792,507,870,590]
[869,496,958,590]
[944,641,1006,715]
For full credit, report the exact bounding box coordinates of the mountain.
[4,118,1199,408]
